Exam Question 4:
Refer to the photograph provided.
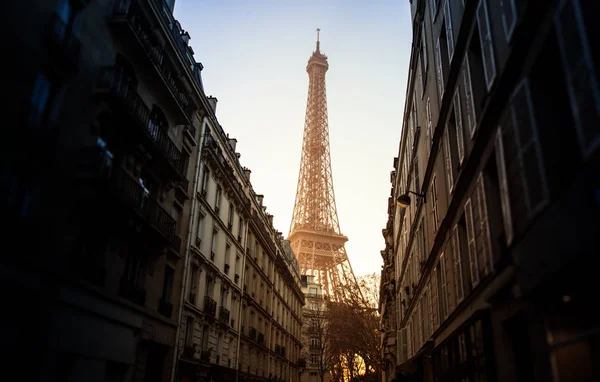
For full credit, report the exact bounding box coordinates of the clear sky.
[174,0,413,276]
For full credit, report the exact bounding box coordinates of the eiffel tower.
[288,30,363,303]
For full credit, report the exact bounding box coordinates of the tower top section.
[307,28,328,72]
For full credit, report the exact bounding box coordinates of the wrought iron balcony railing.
[219,306,230,324]
[111,0,193,116]
[95,68,187,178]
[204,296,217,317]
[113,168,176,243]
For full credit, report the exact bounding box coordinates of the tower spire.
[316,28,320,52]
[288,38,364,305]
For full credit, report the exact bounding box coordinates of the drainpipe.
[235,206,250,382]
[170,118,207,382]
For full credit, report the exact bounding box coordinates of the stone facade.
[380,1,600,382]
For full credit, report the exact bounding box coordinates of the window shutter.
[422,26,428,74]
[443,130,454,194]
[435,39,444,97]
[465,198,479,286]
[400,327,408,362]
[462,57,477,138]
[511,78,549,217]
[445,0,454,59]
[407,318,413,357]
[440,254,449,320]
[476,173,493,277]
[454,90,465,163]
[555,0,600,157]
[431,268,439,329]
[427,98,433,146]
[431,175,439,233]
[477,0,496,90]
[452,226,464,301]
[495,130,514,245]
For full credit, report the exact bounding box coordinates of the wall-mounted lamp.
[396,191,426,209]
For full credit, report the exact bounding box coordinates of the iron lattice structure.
[288,32,363,304]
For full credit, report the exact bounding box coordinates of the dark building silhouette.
[379,1,599,381]
[1,1,304,381]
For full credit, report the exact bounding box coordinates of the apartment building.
[174,102,304,381]
[300,274,329,382]
[2,0,209,381]
[381,0,599,381]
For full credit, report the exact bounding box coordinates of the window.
[444,0,455,59]
[238,216,243,242]
[201,166,209,195]
[211,230,218,258]
[420,27,428,97]
[555,0,600,157]
[437,255,449,320]
[476,0,496,90]
[215,185,221,213]
[29,73,52,127]
[189,265,198,302]
[453,90,465,163]
[228,204,234,228]
[450,225,465,302]
[171,204,183,236]
[495,130,513,245]
[162,266,174,302]
[464,198,479,287]
[500,0,517,42]
[436,38,445,97]
[196,213,204,247]
[426,97,433,145]
[462,57,477,138]
[510,79,548,217]
[185,317,194,346]
[430,269,439,330]
[431,175,439,233]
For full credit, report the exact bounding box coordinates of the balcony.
[219,306,230,324]
[94,68,187,179]
[46,12,81,75]
[158,297,173,318]
[119,279,146,306]
[204,296,216,317]
[151,0,205,93]
[110,0,193,119]
[112,168,177,244]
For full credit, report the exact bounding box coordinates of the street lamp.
[396,191,426,209]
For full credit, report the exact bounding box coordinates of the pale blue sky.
[174,0,413,276]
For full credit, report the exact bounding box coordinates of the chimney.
[267,214,274,227]
[180,30,191,45]
[228,138,237,152]
[256,194,264,206]
[243,167,251,181]
[207,96,218,114]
